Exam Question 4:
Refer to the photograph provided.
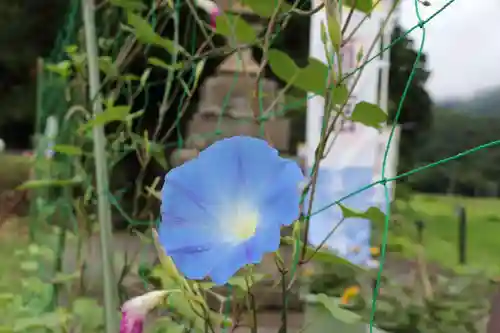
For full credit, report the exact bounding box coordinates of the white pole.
[81,1,119,332]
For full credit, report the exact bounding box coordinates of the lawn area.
[391,194,500,275]
[0,218,28,293]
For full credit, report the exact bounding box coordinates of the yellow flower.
[302,266,315,277]
[370,247,380,256]
[340,286,360,305]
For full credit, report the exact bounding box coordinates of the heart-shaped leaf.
[215,14,257,44]
[127,13,186,54]
[268,49,329,95]
[350,101,387,129]
[315,293,362,324]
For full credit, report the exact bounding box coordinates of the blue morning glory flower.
[159,136,304,285]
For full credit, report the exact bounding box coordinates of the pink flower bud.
[195,0,220,29]
[120,290,168,333]
[210,7,221,28]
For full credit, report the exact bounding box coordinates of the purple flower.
[120,291,168,333]
[159,136,304,285]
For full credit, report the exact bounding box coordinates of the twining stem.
[300,0,400,264]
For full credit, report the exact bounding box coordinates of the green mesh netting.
[31,0,500,331]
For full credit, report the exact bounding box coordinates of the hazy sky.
[399,0,500,101]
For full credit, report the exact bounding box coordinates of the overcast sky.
[399,0,500,101]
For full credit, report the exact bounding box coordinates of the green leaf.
[320,22,329,49]
[315,294,362,324]
[127,13,186,54]
[52,144,83,156]
[198,281,216,289]
[140,68,151,87]
[192,59,206,91]
[340,205,386,226]
[17,177,83,190]
[110,0,147,11]
[148,57,183,70]
[52,271,81,284]
[28,244,40,255]
[356,46,364,64]
[215,14,257,44]
[65,45,78,55]
[299,58,330,95]
[343,0,374,14]
[20,261,39,272]
[13,311,71,332]
[98,56,118,77]
[79,105,131,131]
[150,266,232,333]
[149,317,186,333]
[281,237,365,271]
[268,48,300,81]
[326,14,341,52]
[319,22,333,68]
[332,84,349,105]
[72,298,104,331]
[268,49,329,95]
[152,230,184,286]
[122,74,141,81]
[227,273,266,291]
[240,0,292,17]
[145,141,169,170]
[126,110,145,122]
[350,101,387,129]
[45,61,72,77]
[364,206,386,225]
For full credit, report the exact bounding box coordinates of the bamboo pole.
[81,0,119,332]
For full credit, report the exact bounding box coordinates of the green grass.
[390,194,500,275]
[0,219,28,293]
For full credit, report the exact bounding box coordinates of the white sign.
[305,0,399,266]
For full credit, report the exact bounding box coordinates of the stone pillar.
[170,47,291,166]
[170,3,291,167]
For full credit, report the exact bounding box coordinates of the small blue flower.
[159,136,304,285]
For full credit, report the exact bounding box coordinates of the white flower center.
[232,211,259,241]
[222,201,259,243]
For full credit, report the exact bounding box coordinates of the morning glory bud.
[120,290,168,333]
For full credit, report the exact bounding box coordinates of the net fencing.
[29,0,499,331]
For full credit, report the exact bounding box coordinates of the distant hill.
[437,87,500,117]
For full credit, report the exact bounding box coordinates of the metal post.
[81,0,119,332]
[415,219,424,244]
[456,205,467,265]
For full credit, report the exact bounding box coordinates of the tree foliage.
[409,109,500,196]
[388,23,432,173]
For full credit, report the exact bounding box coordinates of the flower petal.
[159,136,304,284]
[168,244,226,280]
[243,216,282,263]
[208,244,248,285]
[160,160,223,252]
[120,312,143,333]
[199,136,290,201]
[257,160,304,227]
